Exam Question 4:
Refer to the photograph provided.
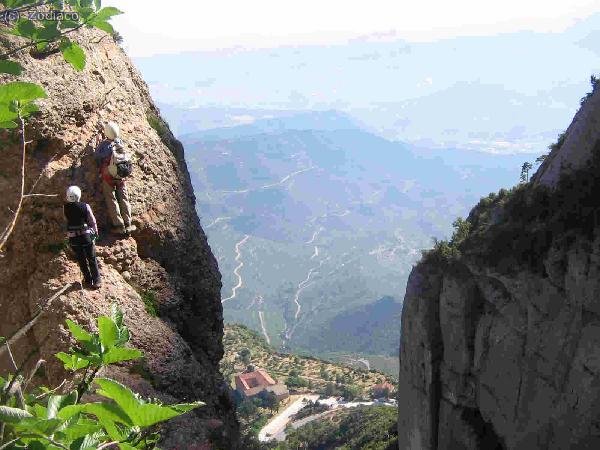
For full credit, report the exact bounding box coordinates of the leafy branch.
[0,0,123,70]
[0,306,204,449]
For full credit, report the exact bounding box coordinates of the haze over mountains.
[137,13,600,154]
[173,110,532,372]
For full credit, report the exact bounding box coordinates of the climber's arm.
[86,204,99,236]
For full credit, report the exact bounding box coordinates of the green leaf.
[13,417,62,435]
[47,391,78,419]
[171,402,205,413]
[91,19,114,34]
[119,444,137,450]
[14,18,36,39]
[94,378,139,416]
[55,351,91,371]
[95,378,203,427]
[94,0,101,10]
[0,120,18,129]
[111,304,123,328]
[94,6,122,21]
[0,103,18,122]
[22,441,46,450]
[102,347,142,365]
[58,417,102,441]
[66,319,93,343]
[59,38,86,71]
[36,41,49,51]
[60,19,80,29]
[97,416,125,441]
[37,21,60,41]
[20,102,39,117]
[97,316,119,349]
[0,60,23,75]
[70,433,101,450]
[0,81,47,103]
[56,403,87,420]
[32,403,47,418]
[62,402,134,426]
[116,327,130,347]
[0,405,33,423]
[76,6,95,20]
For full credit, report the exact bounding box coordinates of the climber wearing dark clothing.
[64,186,102,289]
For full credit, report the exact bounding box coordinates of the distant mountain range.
[140,13,600,154]
[176,110,537,369]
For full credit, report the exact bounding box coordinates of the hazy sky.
[109,0,600,56]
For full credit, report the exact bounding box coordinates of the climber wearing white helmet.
[64,185,102,289]
[94,120,136,236]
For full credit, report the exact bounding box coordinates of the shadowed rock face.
[398,81,600,449]
[0,26,240,448]
[399,248,600,449]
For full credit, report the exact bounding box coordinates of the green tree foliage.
[277,406,398,450]
[238,347,252,365]
[290,400,328,422]
[0,306,203,449]
[286,372,308,389]
[548,131,567,152]
[237,398,258,418]
[340,384,361,401]
[422,216,472,265]
[259,391,279,413]
[0,0,123,79]
[139,290,158,317]
[580,74,599,106]
[520,161,533,183]
[452,137,600,274]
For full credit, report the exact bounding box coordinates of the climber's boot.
[125,223,137,234]
[92,277,103,290]
[110,225,126,235]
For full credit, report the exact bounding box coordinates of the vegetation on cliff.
[0,306,202,449]
[421,76,600,276]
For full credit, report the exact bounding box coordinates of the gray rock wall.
[398,237,600,449]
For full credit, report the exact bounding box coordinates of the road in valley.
[258,394,320,442]
[258,310,271,345]
[221,235,250,303]
[267,396,397,442]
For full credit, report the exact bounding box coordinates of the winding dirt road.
[221,235,250,303]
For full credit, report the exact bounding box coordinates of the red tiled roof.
[235,369,276,391]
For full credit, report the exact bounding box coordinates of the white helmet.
[66,185,82,202]
[103,121,120,140]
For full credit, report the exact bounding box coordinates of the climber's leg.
[71,242,92,286]
[116,182,135,232]
[102,180,125,230]
[84,242,101,287]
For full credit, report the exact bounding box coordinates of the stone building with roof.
[235,368,290,401]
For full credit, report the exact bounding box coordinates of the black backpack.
[115,159,133,178]
[107,140,133,179]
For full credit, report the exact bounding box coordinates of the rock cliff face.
[398,86,600,449]
[0,26,240,448]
